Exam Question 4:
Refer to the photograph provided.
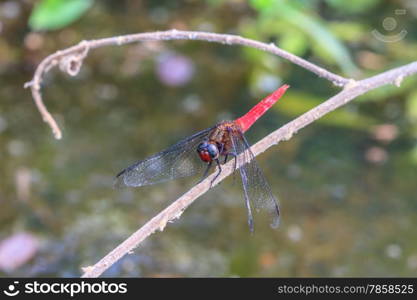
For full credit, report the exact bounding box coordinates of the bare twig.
[25,30,351,139]
[81,61,417,278]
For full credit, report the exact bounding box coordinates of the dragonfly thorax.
[197,141,219,162]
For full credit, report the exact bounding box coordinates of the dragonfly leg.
[227,152,238,185]
[210,158,222,187]
[229,152,238,171]
[198,161,213,184]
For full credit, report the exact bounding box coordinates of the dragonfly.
[115,84,290,232]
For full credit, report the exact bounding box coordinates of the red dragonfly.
[116,84,290,232]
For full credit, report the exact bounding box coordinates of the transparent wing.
[231,130,280,231]
[115,127,214,188]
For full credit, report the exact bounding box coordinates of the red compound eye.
[198,151,212,162]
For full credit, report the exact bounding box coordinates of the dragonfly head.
[197,141,219,162]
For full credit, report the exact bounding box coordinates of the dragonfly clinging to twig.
[115,84,290,232]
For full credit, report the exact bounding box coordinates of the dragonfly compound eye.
[197,142,212,162]
[197,141,209,152]
[207,143,219,159]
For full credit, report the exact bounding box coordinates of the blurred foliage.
[29,0,93,31]
[406,90,417,124]
[249,0,359,75]
[275,91,378,130]
[325,0,380,14]
[0,0,416,277]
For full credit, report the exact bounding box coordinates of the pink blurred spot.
[156,53,194,86]
[371,124,398,143]
[0,232,39,272]
[365,146,388,164]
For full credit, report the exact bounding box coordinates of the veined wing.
[115,127,214,188]
[231,130,280,232]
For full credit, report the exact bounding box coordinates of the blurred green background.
[0,0,417,277]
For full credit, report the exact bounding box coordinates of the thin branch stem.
[81,61,417,278]
[25,30,351,139]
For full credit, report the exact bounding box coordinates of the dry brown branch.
[81,61,417,278]
[25,30,351,139]
[25,29,417,277]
